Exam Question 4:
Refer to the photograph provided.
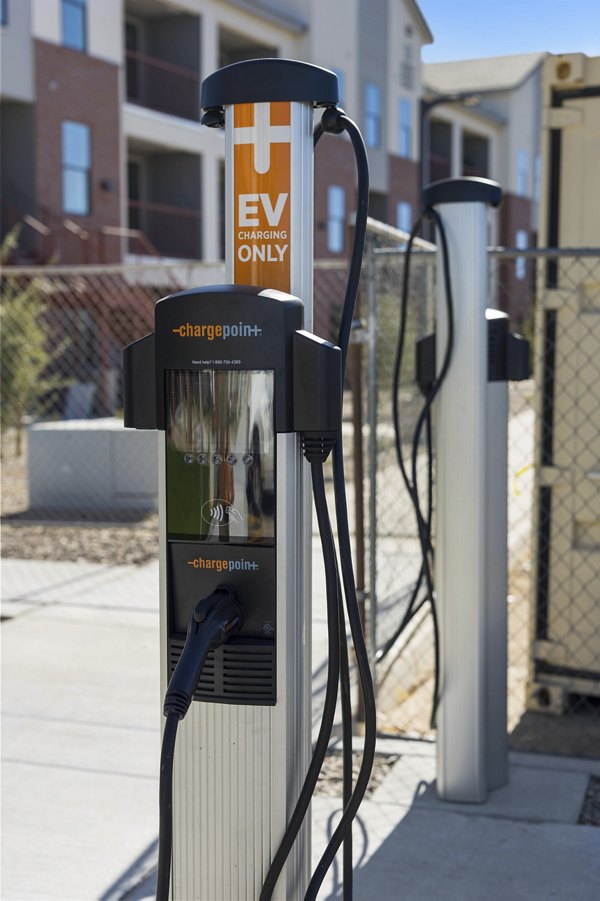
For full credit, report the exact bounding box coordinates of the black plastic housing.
[415,315,530,386]
[487,310,530,381]
[423,177,502,209]
[293,330,342,436]
[154,285,303,431]
[122,284,306,708]
[201,58,339,109]
[123,333,156,429]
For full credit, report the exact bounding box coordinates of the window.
[399,98,411,158]
[62,121,91,215]
[62,0,86,52]
[462,131,489,178]
[515,229,528,280]
[396,201,412,234]
[399,42,414,90]
[364,83,381,148]
[327,185,345,253]
[517,148,528,196]
[533,154,542,203]
[1,0,8,26]
[332,68,345,106]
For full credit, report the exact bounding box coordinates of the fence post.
[366,233,378,683]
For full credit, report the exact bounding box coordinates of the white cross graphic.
[234,103,291,175]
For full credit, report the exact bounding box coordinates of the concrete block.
[27,418,158,512]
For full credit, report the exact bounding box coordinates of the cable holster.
[293,329,342,463]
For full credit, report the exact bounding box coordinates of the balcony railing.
[428,153,452,184]
[126,49,200,122]
[128,199,201,259]
[463,163,489,179]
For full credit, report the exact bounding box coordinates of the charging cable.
[385,207,455,727]
[261,105,375,901]
[156,585,242,901]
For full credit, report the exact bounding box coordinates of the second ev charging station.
[124,59,375,901]
[421,179,528,803]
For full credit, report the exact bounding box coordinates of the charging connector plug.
[163,585,242,720]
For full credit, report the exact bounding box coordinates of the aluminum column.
[425,177,508,803]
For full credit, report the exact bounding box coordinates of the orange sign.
[233,102,291,292]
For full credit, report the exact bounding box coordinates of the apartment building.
[0,0,431,264]
[423,53,546,318]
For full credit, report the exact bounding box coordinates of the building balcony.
[128,199,200,260]
[126,49,200,122]
[428,152,452,184]
[463,163,489,179]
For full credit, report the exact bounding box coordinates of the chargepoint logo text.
[172,322,263,339]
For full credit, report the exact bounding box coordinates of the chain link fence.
[361,235,600,759]
[1,232,598,759]
[0,258,223,566]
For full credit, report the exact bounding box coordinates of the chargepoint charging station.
[123,56,529,901]
[124,59,375,901]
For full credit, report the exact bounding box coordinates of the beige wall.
[307,0,359,113]
[386,0,426,161]
[32,0,122,64]
[1,0,34,102]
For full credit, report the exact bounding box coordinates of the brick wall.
[34,40,121,263]
[499,192,534,322]
[313,134,358,260]
[388,155,420,229]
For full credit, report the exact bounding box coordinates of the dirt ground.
[375,557,600,762]
[1,438,159,566]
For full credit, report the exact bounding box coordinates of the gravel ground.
[316,750,400,799]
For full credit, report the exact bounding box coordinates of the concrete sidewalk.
[2,556,599,900]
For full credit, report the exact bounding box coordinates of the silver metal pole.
[427,178,507,804]
[366,235,378,677]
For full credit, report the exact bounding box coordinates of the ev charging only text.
[237,192,288,263]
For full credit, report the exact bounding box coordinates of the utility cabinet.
[528,53,600,712]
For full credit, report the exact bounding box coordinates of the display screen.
[165,369,275,544]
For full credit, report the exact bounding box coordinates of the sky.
[418,0,600,63]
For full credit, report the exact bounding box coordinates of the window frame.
[62,120,92,216]
[364,82,382,149]
[62,0,87,53]
[398,98,412,158]
[327,184,346,254]
[396,201,412,234]
[515,228,528,280]
[517,148,529,197]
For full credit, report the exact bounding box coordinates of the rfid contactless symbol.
[201,499,244,527]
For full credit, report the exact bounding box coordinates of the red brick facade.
[499,192,534,322]
[34,40,121,263]
[313,134,358,260]
[388,155,420,229]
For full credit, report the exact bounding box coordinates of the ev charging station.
[123,54,528,900]
[162,60,327,900]
[124,59,374,901]
[423,178,528,803]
